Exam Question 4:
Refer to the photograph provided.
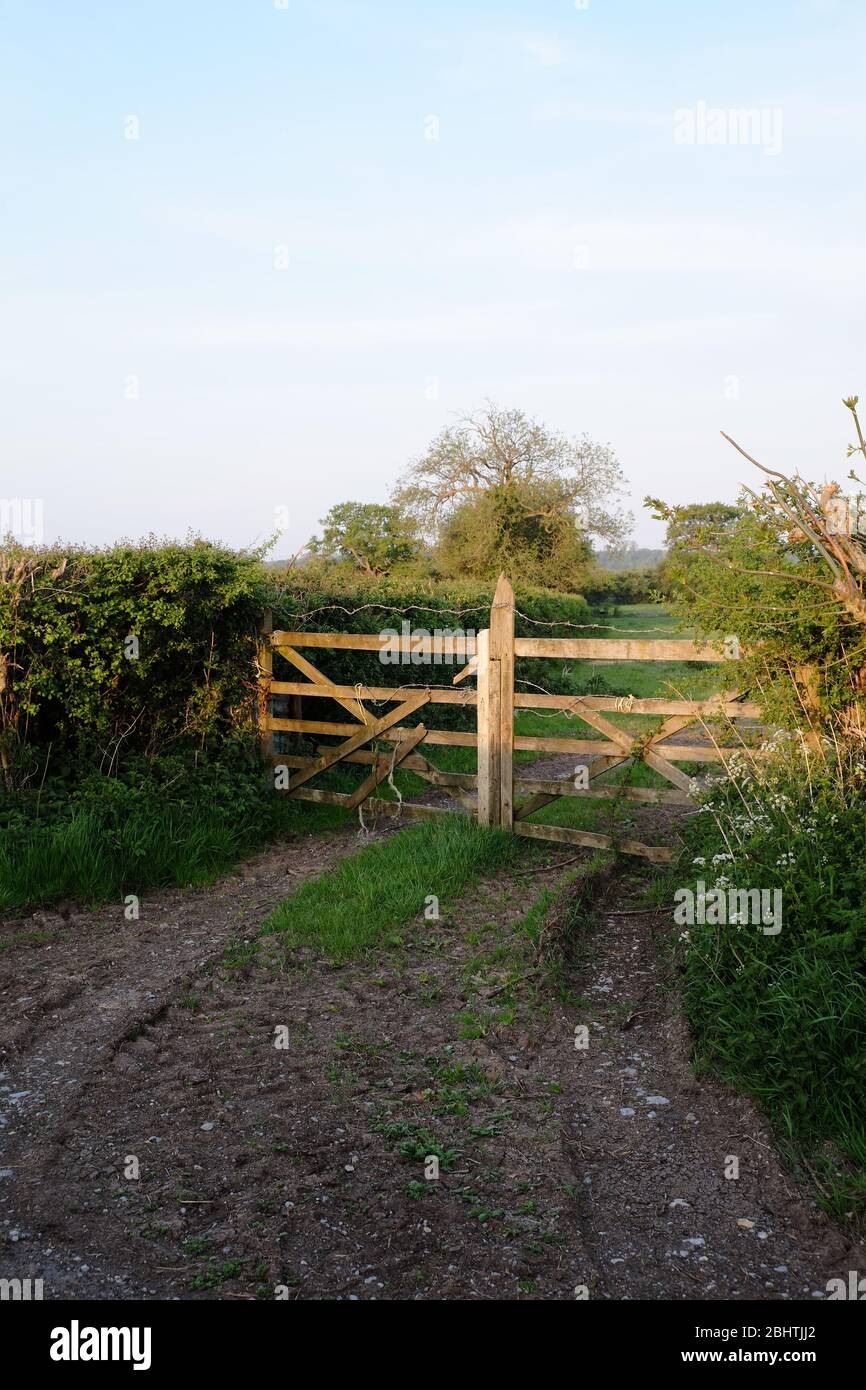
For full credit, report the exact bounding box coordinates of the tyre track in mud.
[562,879,866,1300]
[0,831,597,1301]
[0,826,379,1295]
[1,796,863,1301]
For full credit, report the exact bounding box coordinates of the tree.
[646,398,866,739]
[393,403,631,583]
[643,498,742,594]
[436,488,593,588]
[645,499,742,550]
[309,502,418,577]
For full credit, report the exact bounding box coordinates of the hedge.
[0,539,270,764]
[0,542,597,770]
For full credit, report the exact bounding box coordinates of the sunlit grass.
[262,815,518,962]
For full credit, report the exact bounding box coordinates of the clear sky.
[2,0,864,553]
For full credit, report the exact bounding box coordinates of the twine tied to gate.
[353,682,367,721]
[357,742,403,837]
[615,694,636,712]
[386,742,403,817]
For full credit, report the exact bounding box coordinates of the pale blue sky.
[2,0,865,551]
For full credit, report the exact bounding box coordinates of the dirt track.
[1,815,862,1301]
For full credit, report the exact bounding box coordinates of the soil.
[1,780,863,1301]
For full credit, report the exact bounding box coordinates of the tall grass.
[0,760,347,915]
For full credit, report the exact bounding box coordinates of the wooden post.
[491,573,515,830]
[258,609,273,765]
[793,663,823,753]
[476,575,515,830]
[476,627,500,826]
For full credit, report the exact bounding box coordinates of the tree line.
[303,401,636,591]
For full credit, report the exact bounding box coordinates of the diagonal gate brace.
[278,645,371,724]
[343,725,427,809]
[285,690,430,795]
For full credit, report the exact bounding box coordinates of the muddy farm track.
[1,810,863,1302]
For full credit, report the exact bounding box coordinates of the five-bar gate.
[258,577,757,864]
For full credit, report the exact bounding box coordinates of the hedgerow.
[651,402,866,1220]
[0,538,270,769]
[0,545,596,769]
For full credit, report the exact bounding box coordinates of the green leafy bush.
[646,493,866,732]
[581,566,663,606]
[0,538,270,763]
[675,737,866,1217]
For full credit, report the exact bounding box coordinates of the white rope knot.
[353,682,368,722]
[386,743,403,817]
[615,694,636,712]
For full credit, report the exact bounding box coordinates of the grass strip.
[262,814,519,963]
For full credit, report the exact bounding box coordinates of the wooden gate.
[258,577,757,863]
[258,611,482,826]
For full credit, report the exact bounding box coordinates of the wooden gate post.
[476,627,500,826]
[477,574,515,829]
[258,609,273,765]
[491,574,515,830]
[793,663,823,752]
